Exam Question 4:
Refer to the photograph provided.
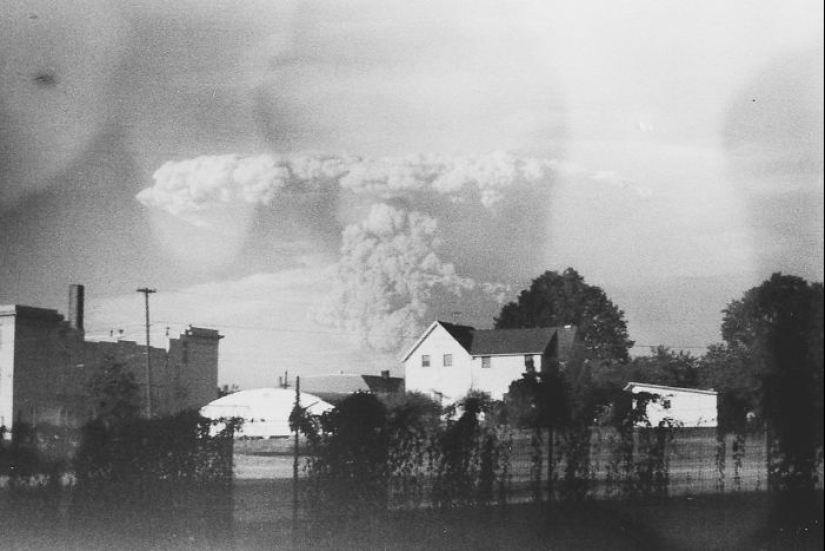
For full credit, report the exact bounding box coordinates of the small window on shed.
[443,354,452,367]
[421,355,431,367]
[481,356,491,369]
[524,355,535,371]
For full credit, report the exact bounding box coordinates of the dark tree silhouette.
[86,360,140,428]
[701,273,823,494]
[626,346,700,388]
[495,268,633,363]
[497,268,634,501]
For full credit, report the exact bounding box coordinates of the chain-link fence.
[502,427,779,502]
[293,424,823,517]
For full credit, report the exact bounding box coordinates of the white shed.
[200,387,333,438]
[623,382,718,428]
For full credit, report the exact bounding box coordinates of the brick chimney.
[68,284,84,331]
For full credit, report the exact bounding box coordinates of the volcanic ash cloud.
[137,151,627,352]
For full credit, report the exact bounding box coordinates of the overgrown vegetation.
[295,386,696,519]
[74,411,235,493]
[296,391,511,517]
[3,360,236,538]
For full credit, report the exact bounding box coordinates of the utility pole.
[292,375,301,535]
[137,287,157,418]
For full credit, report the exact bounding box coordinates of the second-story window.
[524,355,535,372]
[421,354,431,367]
[481,356,491,369]
[443,354,452,367]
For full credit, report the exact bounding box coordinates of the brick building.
[0,285,221,435]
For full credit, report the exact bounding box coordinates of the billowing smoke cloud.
[137,151,556,224]
[137,151,639,353]
[137,154,349,227]
[316,204,468,351]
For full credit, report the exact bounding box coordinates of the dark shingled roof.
[403,321,577,362]
[469,327,559,356]
[438,321,476,351]
[434,322,576,358]
[362,375,405,394]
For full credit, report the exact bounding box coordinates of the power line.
[161,288,326,307]
[152,319,422,341]
[82,321,713,351]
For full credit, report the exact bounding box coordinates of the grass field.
[236,484,823,551]
[4,474,821,550]
[231,430,783,495]
[6,432,819,550]
[227,436,822,550]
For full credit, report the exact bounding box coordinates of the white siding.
[0,313,15,432]
[404,324,473,403]
[405,323,538,403]
[630,385,718,428]
[471,354,534,400]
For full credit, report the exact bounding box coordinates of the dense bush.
[0,422,80,482]
[433,392,506,508]
[74,410,235,494]
[301,393,391,517]
[299,391,510,516]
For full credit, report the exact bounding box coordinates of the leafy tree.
[625,346,700,388]
[497,268,634,500]
[700,273,824,493]
[495,268,633,362]
[86,360,140,428]
[381,391,442,435]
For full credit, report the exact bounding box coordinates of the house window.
[421,355,431,367]
[481,356,491,369]
[443,354,452,367]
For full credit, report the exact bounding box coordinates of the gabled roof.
[402,320,576,361]
[468,327,556,356]
[439,321,475,351]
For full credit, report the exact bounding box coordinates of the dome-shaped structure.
[200,387,333,438]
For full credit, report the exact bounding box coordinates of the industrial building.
[0,284,221,435]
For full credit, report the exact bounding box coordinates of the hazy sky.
[1,0,822,388]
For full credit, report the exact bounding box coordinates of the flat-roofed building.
[0,285,222,435]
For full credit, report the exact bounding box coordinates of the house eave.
[400,321,442,363]
[623,382,717,395]
[471,351,547,358]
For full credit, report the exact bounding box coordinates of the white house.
[623,382,718,428]
[402,321,576,403]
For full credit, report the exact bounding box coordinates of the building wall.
[0,303,221,435]
[0,309,18,429]
[631,387,718,428]
[469,354,538,400]
[82,339,174,419]
[169,328,222,412]
[8,307,80,428]
[405,324,551,402]
[405,324,474,402]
